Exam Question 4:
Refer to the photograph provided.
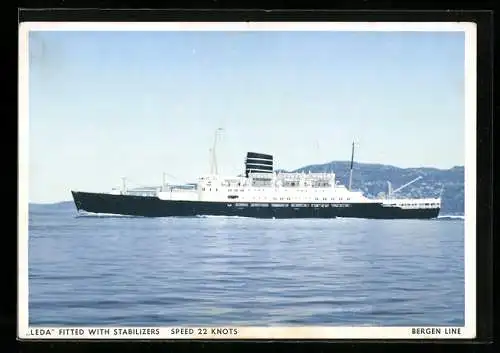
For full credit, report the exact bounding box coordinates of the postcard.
[18,20,477,340]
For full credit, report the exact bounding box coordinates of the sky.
[26,28,466,203]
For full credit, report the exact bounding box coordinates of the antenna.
[121,177,127,194]
[211,128,224,175]
[162,172,167,191]
[348,141,355,191]
[209,148,213,174]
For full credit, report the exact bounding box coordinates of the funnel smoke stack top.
[245,152,273,177]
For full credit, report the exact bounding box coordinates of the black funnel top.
[245,152,273,177]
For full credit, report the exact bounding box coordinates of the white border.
[18,21,477,340]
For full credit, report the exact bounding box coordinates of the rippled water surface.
[28,202,465,326]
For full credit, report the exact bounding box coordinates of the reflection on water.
[28,204,464,326]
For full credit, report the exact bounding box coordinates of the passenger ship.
[71,141,441,219]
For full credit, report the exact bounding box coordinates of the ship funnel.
[245,152,273,177]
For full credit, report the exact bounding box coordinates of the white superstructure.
[122,171,440,210]
[189,172,370,203]
[115,135,441,210]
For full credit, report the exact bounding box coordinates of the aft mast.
[121,177,127,195]
[348,141,355,191]
[210,128,224,175]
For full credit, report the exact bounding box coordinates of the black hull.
[71,191,440,219]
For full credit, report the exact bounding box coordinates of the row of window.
[202,188,219,192]
[229,203,350,208]
[226,196,351,201]
[202,187,334,193]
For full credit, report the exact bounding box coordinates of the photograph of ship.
[21,22,472,336]
[72,144,442,219]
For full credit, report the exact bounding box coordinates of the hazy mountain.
[289,161,464,214]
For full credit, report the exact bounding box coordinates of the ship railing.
[169,187,197,192]
[125,190,158,197]
[249,172,274,179]
[303,176,335,181]
[276,173,303,179]
[382,198,441,208]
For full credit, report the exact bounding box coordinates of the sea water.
[27,202,465,326]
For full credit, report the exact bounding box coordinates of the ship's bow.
[71,191,84,211]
